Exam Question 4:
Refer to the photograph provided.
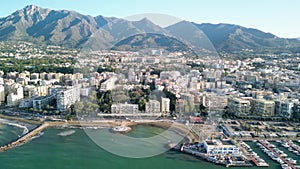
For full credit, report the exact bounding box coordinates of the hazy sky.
[1,0,299,38]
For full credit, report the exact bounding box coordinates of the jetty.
[0,123,49,152]
[287,141,300,152]
[247,155,269,167]
[258,140,296,169]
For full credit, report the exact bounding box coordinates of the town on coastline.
[0,41,300,168]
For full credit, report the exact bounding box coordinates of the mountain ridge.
[0,5,300,53]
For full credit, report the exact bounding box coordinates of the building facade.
[227,97,251,116]
[111,103,139,114]
[145,100,160,113]
[161,97,170,113]
[252,99,275,117]
[275,100,294,118]
[0,85,5,104]
[50,85,81,111]
[203,139,241,155]
[100,76,117,91]
[33,95,55,110]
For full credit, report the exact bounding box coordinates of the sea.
[0,122,294,169]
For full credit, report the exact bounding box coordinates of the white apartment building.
[7,93,20,106]
[111,103,139,114]
[6,85,23,107]
[51,85,81,111]
[161,97,170,113]
[0,85,5,103]
[100,76,117,91]
[145,100,160,113]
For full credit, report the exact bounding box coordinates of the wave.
[58,130,76,137]
[7,122,29,135]
[0,118,29,135]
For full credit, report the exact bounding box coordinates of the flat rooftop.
[206,141,217,146]
[221,140,234,146]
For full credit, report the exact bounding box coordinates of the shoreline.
[0,114,43,125]
[46,120,198,142]
[0,113,198,143]
[0,115,198,153]
[57,120,198,142]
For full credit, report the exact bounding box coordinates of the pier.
[258,140,296,169]
[247,155,269,167]
[0,123,49,152]
[287,141,300,152]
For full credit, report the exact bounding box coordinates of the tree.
[65,114,71,121]
[42,110,48,115]
[97,91,113,113]
[199,104,208,117]
[139,98,147,111]
[74,101,84,114]
[88,91,98,103]
[254,127,261,136]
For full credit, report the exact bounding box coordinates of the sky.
[0,0,299,38]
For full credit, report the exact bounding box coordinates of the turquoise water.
[0,125,292,169]
[0,123,24,145]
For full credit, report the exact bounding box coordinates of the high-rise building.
[227,97,251,116]
[275,100,294,118]
[180,93,195,112]
[50,85,81,111]
[0,85,5,103]
[6,85,23,107]
[7,93,19,106]
[252,99,275,117]
[161,97,170,113]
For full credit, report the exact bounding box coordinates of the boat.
[282,164,291,169]
[287,158,297,164]
[258,162,269,167]
[282,143,290,148]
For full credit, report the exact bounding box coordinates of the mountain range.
[0,5,300,53]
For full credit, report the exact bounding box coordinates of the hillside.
[0,5,299,53]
